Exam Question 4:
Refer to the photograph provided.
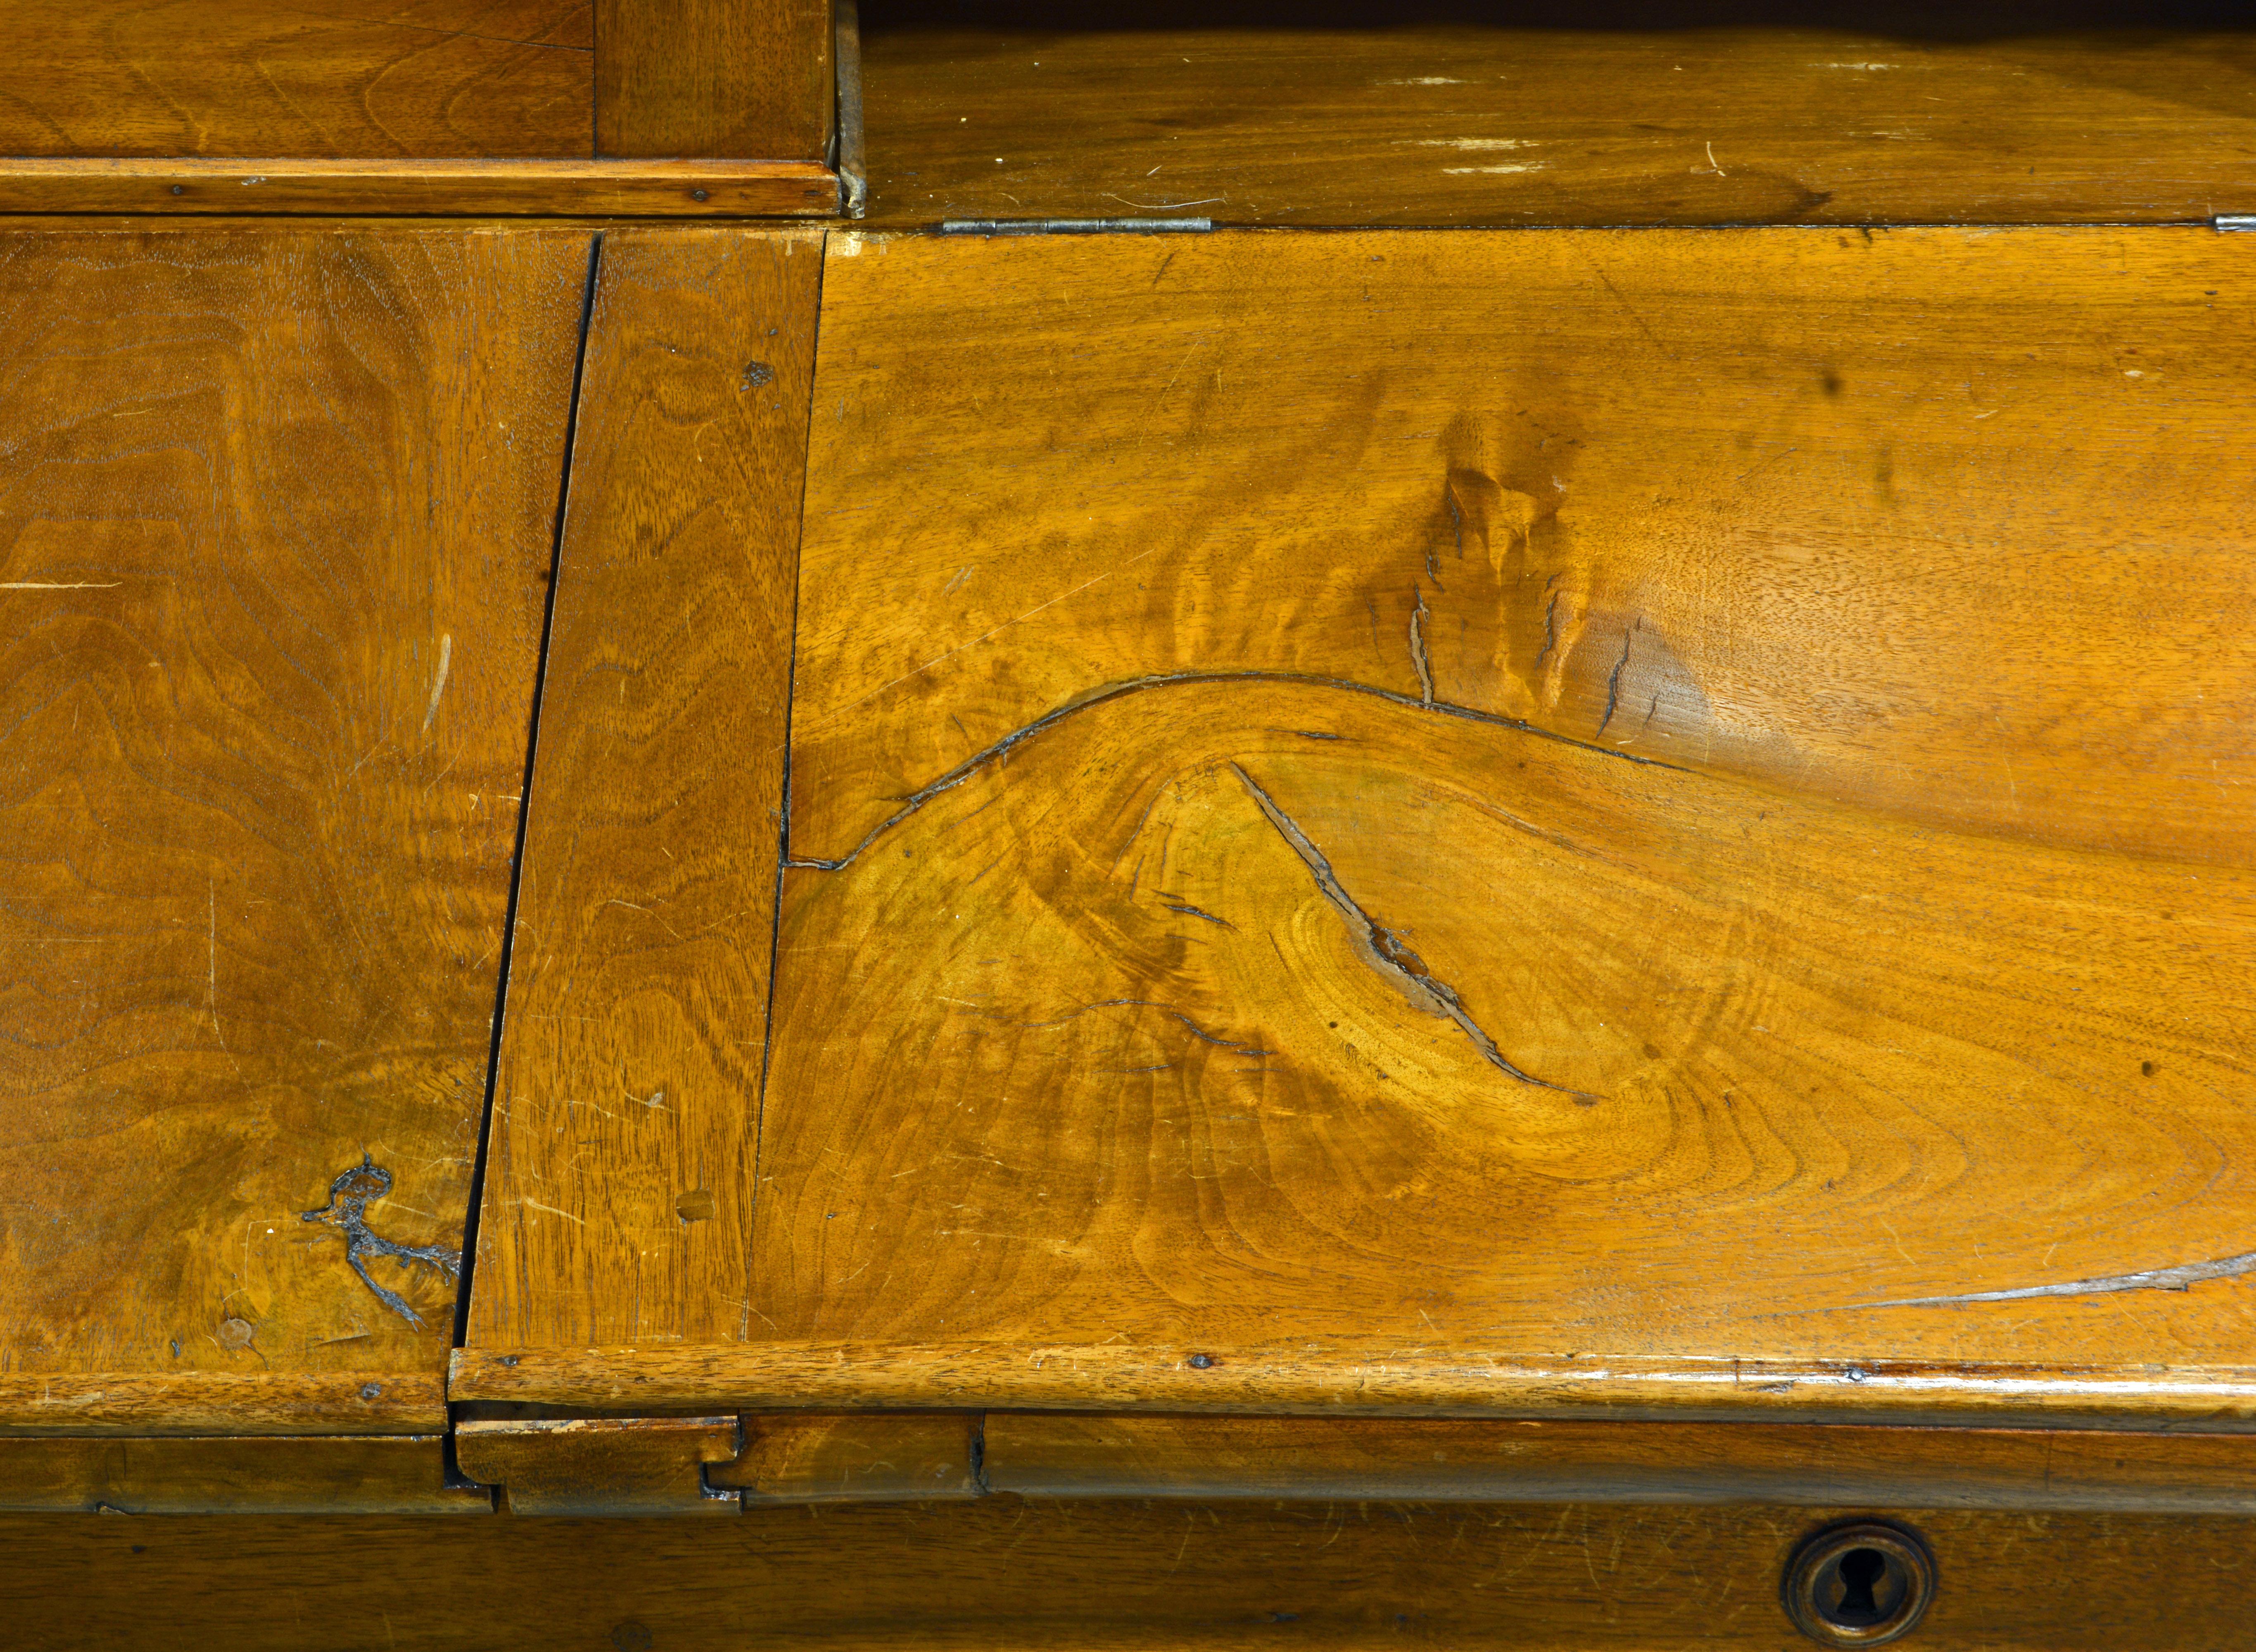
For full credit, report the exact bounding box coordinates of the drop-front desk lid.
[451,224,2256,1467]
[7,221,2254,1516]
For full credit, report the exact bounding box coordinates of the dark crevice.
[1229,761,1587,1097]
[746,235,832,1336]
[786,667,1685,872]
[451,232,604,1351]
[1597,623,1635,736]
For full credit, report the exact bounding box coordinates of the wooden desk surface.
[452,225,2256,1441]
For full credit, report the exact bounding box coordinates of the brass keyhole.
[1783,1522,1936,1646]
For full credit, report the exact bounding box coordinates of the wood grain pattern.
[465,229,820,1355]
[0,159,840,217]
[0,1434,486,1513]
[11,1499,2256,1647]
[983,1414,2256,1514]
[857,24,2256,225]
[0,1372,442,1436]
[596,0,833,159]
[0,227,589,1412]
[0,0,594,161]
[749,227,2256,1401]
[708,1412,981,1502]
[449,1346,2256,1433]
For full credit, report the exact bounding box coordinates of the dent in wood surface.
[0,228,590,1389]
[466,229,821,1355]
[756,228,2256,1377]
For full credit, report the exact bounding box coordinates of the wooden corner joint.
[454,1412,986,1515]
[455,1416,745,1516]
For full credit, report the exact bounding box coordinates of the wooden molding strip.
[0,1435,487,1514]
[983,1414,2256,1516]
[448,1345,2256,1433]
[0,1372,446,1437]
[0,158,841,217]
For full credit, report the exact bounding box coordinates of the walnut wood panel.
[707,1412,982,1502]
[752,227,2256,1405]
[0,227,590,1417]
[857,24,2256,225]
[0,0,594,160]
[0,1434,486,1513]
[0,160,841,217]
[465,230,819,1354]
[596,0,833,160]
[793,228,2256,866]
[984,1414,2256,1514]
[10,1500,2256,1647]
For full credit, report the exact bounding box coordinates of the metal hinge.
[939,218,1213,236]
[2218,217,2256,232]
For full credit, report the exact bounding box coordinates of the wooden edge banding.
[0,1372,446,1436]
[982,1414,2256,1516]
[0,159,842,217]
[0,1435,489,1514]
[447,1345,2256,1432]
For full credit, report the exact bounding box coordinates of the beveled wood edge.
[0,158,842,217]
[446,1345,2256,1432]
[0,1372,446,1436]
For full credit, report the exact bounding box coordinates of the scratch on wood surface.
[1848,1250,2256,1310]
[0,580,122,589]
[421,633,452,734]
[1230,762,1585,1097]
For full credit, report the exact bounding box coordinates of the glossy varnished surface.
[858,23,2256,225]
[0,227,588,1415]
[746,228,2256,1388]
[11,1500,2256,1647]
[1,1,595,161]
[464,230,820,1353]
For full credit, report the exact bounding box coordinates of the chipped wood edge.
[448,1346,2256,1432]
[0,1372,447,1436]
[0,159,842,217]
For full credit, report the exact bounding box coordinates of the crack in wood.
[301,1156,462,1329]
[1228,762,1585,1098]
[1849,1250,2256,1310]
[786,669,1684,873]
